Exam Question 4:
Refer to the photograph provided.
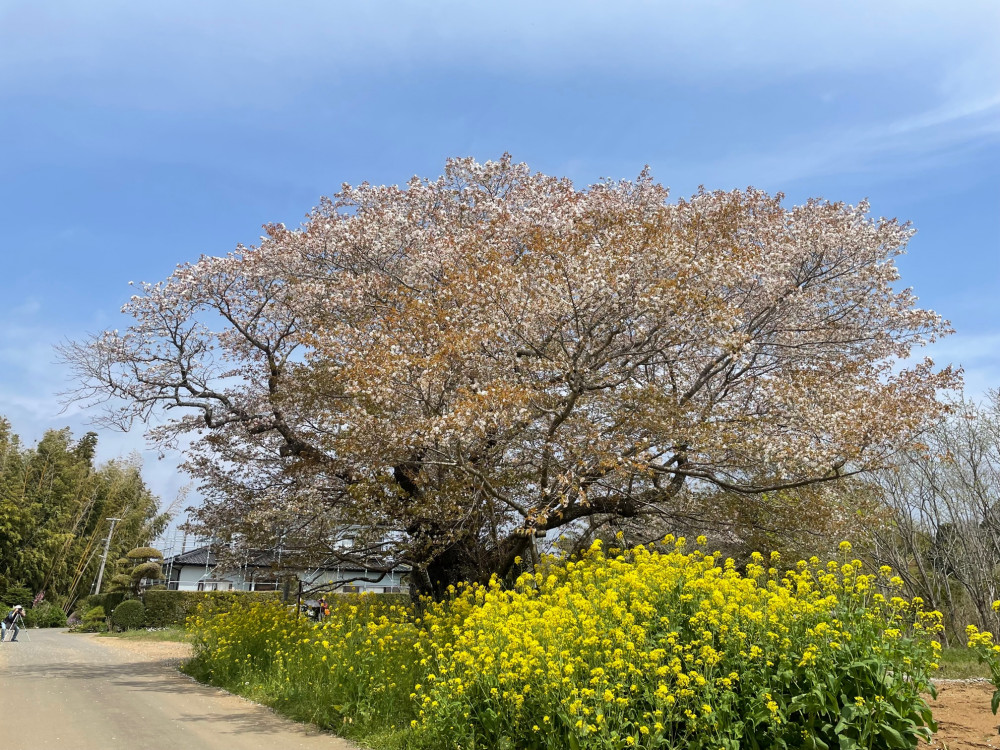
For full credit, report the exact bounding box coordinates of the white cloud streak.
[2,1,997,97]
[690,94,1000,190]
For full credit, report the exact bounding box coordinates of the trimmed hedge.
[83,592,126,616]
[127,546,164,560]
[112,599,146,630]
[143,590,282,627]
[140,590,408,627]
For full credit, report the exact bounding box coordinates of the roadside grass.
[346,727,409,750]
[936,646,990,680]
[97,626,192,643]
[180,657,411,749]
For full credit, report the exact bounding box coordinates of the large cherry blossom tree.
[62,156,959,596]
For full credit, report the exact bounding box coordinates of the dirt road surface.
[928,680,1000,749]
[0,629,355,750]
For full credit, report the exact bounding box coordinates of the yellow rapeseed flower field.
[186,538,946,749]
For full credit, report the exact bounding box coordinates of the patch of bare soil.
[927,681,1000,749]
[88,634,193,663]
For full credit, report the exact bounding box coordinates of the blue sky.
[1,0,997,516]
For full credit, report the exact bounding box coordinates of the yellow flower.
[186,535,948,748]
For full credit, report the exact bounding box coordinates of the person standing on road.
[1,605,25,642]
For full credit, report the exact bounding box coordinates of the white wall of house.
[169,565,234,592]
[167,564,407,593]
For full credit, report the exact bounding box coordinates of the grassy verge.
[97,626,192,643]
[179,658,407,749]
[936,646,990,680]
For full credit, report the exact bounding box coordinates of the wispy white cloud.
[690,93,1000,190]
[4,0,996,198]
[2,1,997,100]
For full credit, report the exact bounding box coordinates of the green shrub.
[143,590,281,627]
[112,599,146,630]
[74,605,108,633]
[22,602,68,628]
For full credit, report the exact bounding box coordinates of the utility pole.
[92,517,122,595]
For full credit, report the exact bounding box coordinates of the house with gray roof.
[163,545,408,594]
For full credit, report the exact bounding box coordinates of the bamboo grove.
[0,418,167,610]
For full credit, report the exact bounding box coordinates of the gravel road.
[0,629,356,750]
